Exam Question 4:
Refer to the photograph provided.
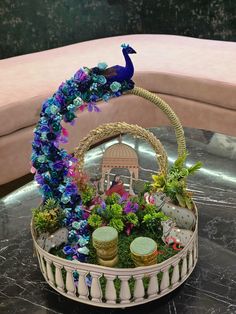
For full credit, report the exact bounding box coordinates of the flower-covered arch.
[31,58,135,261]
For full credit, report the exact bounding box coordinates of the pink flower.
[62,127,69,137]
[30,165,36,174]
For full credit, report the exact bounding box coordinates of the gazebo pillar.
[100,167,106,193]
[107,169,111,190]
[129,169,135,195]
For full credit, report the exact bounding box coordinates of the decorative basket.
[31,87,198,308]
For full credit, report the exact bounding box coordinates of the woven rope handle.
[74,122,168,175]
[129,87,186,157]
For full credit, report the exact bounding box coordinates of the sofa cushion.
[0,34,236,136]
[1,93,236,185]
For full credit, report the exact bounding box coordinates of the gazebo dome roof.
[102,143,139,168]
[104,143,137,159]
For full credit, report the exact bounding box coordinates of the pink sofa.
[0,34,236,185]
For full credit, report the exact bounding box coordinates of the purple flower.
[87,102,93,112]
[119,194,128,204]
[69,119,76,126]
[53,160,64,171]
[59,135,68,144]
[123,201,138,214]
[74,69,88,82]
[90,94,99,102]
[35,174,44,185]
[65,183,77,195]
[42,184,51,193]
[87,102,101,112]
[40,125,50,133]
[70,156,78,163]
[63,245,75,255]
[55,93,65,106]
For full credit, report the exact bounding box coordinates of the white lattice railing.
[31,213,198,308]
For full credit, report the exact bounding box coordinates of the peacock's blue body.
[92,44,136,83]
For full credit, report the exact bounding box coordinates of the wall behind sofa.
[0,0,235,59]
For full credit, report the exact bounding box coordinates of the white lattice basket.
[31,214,197,307]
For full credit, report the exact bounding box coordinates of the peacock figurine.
[102,43,136,83]
[90,43,136,83]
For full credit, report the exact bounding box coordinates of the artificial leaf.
[188,161,203,175]
[176,193,186,208]
[185,197,193,210]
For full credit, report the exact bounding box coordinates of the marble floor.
[0,127,236,314]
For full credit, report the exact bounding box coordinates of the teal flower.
[52,123,61,132]
[61,194,71,204]
[110,81,121,92]
[97,62,108,70]
[67,104,76,111]
[40,132,48,141]
[73,96,83,107]
[38,155,47,163]
[97,75,107,85]
[58,184,66,193]
[45,104,59,115]
[78,246,89,255]
[102,93,111,102]
[78,235,90,246]
[90,83,98,91]
[72,221,80,230]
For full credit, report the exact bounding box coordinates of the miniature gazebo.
[100,139,139,193]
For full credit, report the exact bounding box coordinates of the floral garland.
[31,62,134,261]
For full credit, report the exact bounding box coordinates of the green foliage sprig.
[81,185,95,206]
[109,218,124,232]
[142,212,169,234]
[152,152,202,209]
[88,214,103,229]
[104,204,123,220]
[105,193,120,205]
[125,212,139,226]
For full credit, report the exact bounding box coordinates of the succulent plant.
[32,198,65,234]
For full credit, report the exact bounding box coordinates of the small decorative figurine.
[130,237,157,267]
[161,219,193,248]
[152,193,196,230]
[92,226,118,267]
[101,43,136,83]
[37,228,68,252]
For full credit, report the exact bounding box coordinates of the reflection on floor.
[0,127,236,314]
